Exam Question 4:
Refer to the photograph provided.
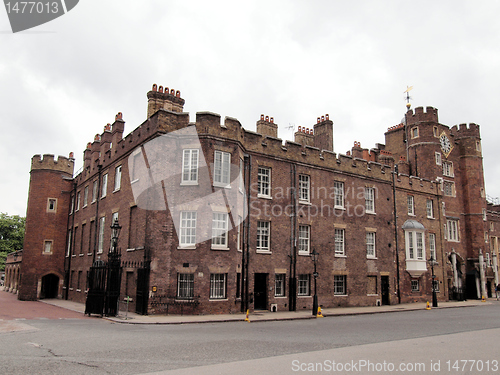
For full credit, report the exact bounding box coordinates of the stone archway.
[40,274,59,299]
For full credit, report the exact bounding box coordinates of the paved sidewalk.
[39,297,489,325]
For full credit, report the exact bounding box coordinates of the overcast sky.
[1,1,500,217]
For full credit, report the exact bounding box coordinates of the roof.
[402,219,425,230]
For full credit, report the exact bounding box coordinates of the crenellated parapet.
[405,106,439,125]
[450,123,480,139]
[31,153,74,175]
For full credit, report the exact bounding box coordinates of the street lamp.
[110,218,122,253]
[311,249,319,316]
[429,255,438,308]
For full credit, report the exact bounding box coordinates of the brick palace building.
[9,84,500,315]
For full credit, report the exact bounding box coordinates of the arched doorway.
[40,274,59,299]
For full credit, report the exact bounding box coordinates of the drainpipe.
[289,163,297,311]
[242,154,251,313]
[64,181,77,299]
[92,164,102,264]
[479,249,487,298]
[392,165,401,304]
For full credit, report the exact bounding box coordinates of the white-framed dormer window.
[114,165,122,191]
[257,167,271,198]
[442,161,454,177]
[212,212,228,249]
[435,152,442,166]
[335,228,345,256]
[334,181,344,209]
[101,173,108,198]
[446,219,459,242]
[298,225,310,255]
[179,211,197,248]
[256,221,270,252]
[299,174,310,203]
[407,196,415,216]
[366,231,376,258]
[182,149,199,185]
[365,187,375,213]
[426,199,434,219]
[214,150,231,187]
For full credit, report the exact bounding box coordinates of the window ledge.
[367,256,377,260]
[366,211,376,215]
[298,252,310,256]
[209,298,228,302]
[211,246,229,251]
[299,201,311,206]
[180,182,198,186]
[178,246,196,250]
[113,189,121,193]
[334,294,348,297]
[71,254,76,258]
[274,296,287,299]
[79,254,84,257]
[297,295,312,298]
[335,206,346,211]
[367,294,379,297]
[335,254,347,258]
[257,250,272,254]
[258,194,272,200]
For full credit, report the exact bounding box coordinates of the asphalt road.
[1,291,500,374]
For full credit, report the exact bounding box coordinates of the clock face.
[440,134,451,155]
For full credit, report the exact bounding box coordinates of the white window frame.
[212,212,228,249]
[426,199,434,219]
[47,198,57,212]
[407,196,415,216]
[177,273,194,299]
[101,173,108,198]
[447,219,459,242]
[275,274,286,297]
[442,161,454,177]
[411,279,419,292]
[256,221,270,252]
[214,150,231,187]
[92,180,98,203]
[83,186,88,207]
[411,127,419,138]
[76,192,81,211]
[98,216,105,253]
[44,240,53,254]
[406,230,425,260]
[298,174,310,203]
[335,228,345,256]
[443,181,455,197]
[366,232,376,258]
[297,274,310,296]
[435,152,442,166]
[298,225,310,255]
[365,187,375,213]
[334,181,344,209]
[210,273,227,299]
[429,233,436,261]
[334,275,347,295]
[257,167,271,198]
[114,165,122,191]
[179,211,197,248]
[181,149,199,185]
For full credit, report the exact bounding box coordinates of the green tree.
[0,213,25,271]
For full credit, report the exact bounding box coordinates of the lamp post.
[311,249,319,316]
[429,255,438,308]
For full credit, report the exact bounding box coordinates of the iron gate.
[85,252,122,317]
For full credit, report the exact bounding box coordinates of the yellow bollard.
[244,309,250,322]
[425,301,431,310]
[317,306,324,318]
[482,295,486,302]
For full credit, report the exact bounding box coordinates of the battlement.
[450,123,480,138]
[405,106,438,125]
[31,153,74,175]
